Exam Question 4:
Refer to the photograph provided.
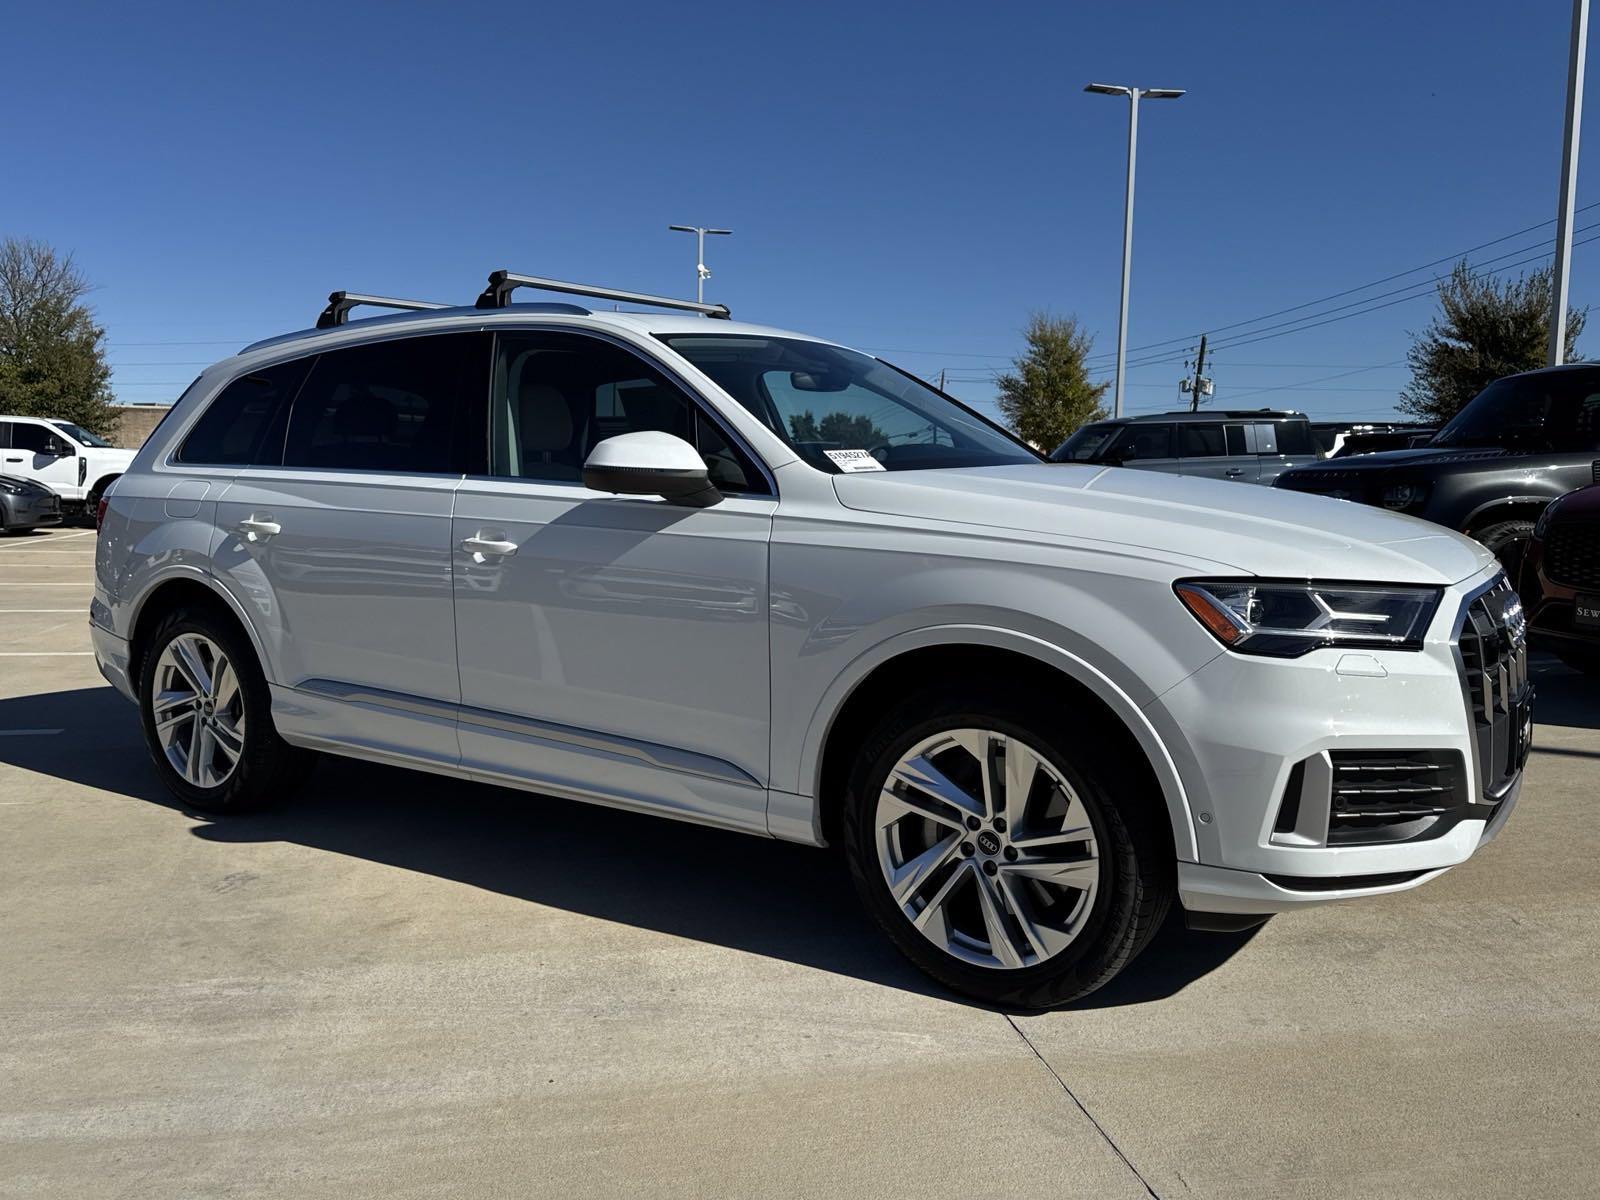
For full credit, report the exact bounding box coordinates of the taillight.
[95,496,109,530]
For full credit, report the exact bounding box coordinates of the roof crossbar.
[474,270,730,318]
[316,292,450,329]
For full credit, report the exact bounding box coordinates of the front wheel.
[137,605,314,812]
[842,685,1172,1008]
[1471,519,1536,580]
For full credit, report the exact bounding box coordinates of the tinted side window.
[489,331,766,493]
[1250,423,1277,454]
[0,421,10,449]
[283,334,485,473]
[1226,424,1249,455]
[1109,423,1172,460]
[1274,420,1314,455]
[177,359,311,465]
[1179,423,1226,457]
[10,422,55,453]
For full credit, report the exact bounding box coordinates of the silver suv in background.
[91,273,1526,1007]
[1052,409,1320,484]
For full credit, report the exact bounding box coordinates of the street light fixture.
[668,224,732,304]
[1084,82,1185,417]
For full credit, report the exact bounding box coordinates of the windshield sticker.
[824,449,886,473]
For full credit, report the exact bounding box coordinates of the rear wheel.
[137,605,313,812]
[842,684,1172,1008]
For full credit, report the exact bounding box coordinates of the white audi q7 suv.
[91,273,1531,1007]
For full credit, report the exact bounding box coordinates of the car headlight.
[1381,481,1429,511]
[1175,579,1443,657]
[0,480,24,495]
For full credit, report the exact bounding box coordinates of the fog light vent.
[1326,750,1467,845]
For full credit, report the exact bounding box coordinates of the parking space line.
[0,651,94,657]
[0,609,82,613]
[0,531,94,550]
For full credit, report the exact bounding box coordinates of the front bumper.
[1147,566,1526,916]
[1,490,62,528]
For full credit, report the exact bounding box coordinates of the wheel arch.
[127,570,271,689]
[1461,496,1552,534]
[88,472,123,498]
[802,626,1197,861]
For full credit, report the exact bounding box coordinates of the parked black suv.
[1275,363,1600,572]
[1051,409,1319,484]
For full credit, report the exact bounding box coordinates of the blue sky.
[3,1,1597,425]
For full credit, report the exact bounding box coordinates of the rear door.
[1176,422,1259,482]
[450,328,775,830]
[210,332,488,769]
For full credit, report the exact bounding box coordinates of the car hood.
[1284,446,1515,476]
[832,464,1495,585]
[86,446,137,465]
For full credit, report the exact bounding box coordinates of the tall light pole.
[668,225,732,303]
[1549,0,1590,367]
[1084,83,1185,417]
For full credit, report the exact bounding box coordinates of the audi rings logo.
[1501,593,1527,650]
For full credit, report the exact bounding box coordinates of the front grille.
[1457,577,1533,799]
[1325,750,1468,845]
[1542,521,1600,589]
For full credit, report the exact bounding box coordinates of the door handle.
[1224,468,1245,478]
[461,536,519,561]
[3,456,21,463]
[234,516,281,542]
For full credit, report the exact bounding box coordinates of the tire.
[137,604,314,813]
[1470,519,1536,579]
[842,683,1173,1009]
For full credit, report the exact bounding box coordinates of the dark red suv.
[1521,475,1600,675]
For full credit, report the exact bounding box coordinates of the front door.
[1,420,81,495]
[1177,421,1260,483]
[210,332,487,769]
[451,329,775,832]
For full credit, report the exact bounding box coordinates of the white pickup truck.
[0,415,136,518]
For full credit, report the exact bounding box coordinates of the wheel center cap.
[977,830,1002,856]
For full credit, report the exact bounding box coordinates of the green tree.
[788,410,886,447]
[0,237,116,435]
[995,313,1108,450]
[1400,260,1585,424]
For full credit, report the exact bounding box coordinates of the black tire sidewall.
[843,688,1160,1008]
[137,606,282,813]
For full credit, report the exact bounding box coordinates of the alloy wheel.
[151,633,246,788]
[875,727,1101,970]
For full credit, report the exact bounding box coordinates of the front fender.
[792,622,1203,862]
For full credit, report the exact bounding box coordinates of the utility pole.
[938,368,947,392]
[1179,334,1212,410]
[668,225,732,303]
[1549,0,1589,366]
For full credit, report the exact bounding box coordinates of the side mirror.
[45,436,72,458]
[583,431,722,508]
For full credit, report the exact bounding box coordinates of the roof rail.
[316,292,450,329]
[474,270,730,319]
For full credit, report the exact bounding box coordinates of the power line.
[1085,199,1600,364]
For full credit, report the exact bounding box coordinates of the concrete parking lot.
[1,526,1597,1199]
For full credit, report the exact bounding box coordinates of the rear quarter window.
[177,359,311,465]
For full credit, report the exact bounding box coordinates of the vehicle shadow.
[1530,652,1600,732]
[0,684,1255,1011]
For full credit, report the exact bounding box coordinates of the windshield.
[659,335,1039,473]
[49,420,113,447]
[1434,370,1600,450]
[1051,422,1120,462]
